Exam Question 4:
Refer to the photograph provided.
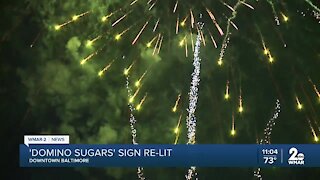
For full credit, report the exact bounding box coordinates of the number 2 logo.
[289,147,298,160]
[289,147,304,161]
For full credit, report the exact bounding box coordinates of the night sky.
[1,0,320,179]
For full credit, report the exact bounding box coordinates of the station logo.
[288,147,304,165]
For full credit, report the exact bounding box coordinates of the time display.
[262,149,278,155]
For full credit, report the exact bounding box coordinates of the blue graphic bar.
[20,144,320,167]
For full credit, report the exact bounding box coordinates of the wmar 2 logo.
[288,147,304,165]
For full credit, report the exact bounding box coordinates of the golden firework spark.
[296,96,303,110]
[136,93,148,111]
[172,93,181,112]
[98,60,115,77]
[174,113,183,144]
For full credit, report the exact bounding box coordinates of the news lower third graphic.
[20,135,320,167]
